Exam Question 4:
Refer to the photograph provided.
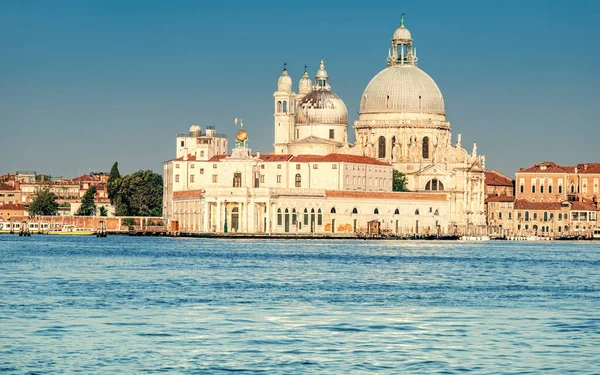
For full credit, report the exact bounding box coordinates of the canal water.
[0,236,599,374]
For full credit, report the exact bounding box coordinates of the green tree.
[77,186,97,216]
[99,206,108,216]
[28,187,59,216]
[113,170,163,217]
[107,161,121,205]
[392,170,409,192]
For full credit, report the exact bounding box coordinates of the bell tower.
[273,64,296,154]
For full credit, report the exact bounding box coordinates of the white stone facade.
[163,20,487,234]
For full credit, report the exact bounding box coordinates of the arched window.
[277,208,282,226]
[282,101,287,113]
[378,136,386,158]
[434,209,439,216]
[295,173,302,187]
[386,95,390,109]
[559,185,563,194]
[415,209,420,215]
[525,211,530,221]
[422,136,429,159]
[533,212,537,220]
[425,179,444,191]
[543,212,548,222]
[317,209,322,225]
[292,208,297,225]
[570,185,575,193]
[303,208,309,225]
[394,208,400,215]
[330,207,336,214]
[352,207,358,214]
[374,208,379,214]
[277,101,282,113]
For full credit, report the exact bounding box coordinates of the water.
[1,236,599,374]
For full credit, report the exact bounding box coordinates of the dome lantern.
[314,58,330,90]
[390,14,417,67]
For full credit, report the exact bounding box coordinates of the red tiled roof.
[570,201,598,211]
[0,203,27,210]
[577,163,600,174]
[175,154,199,161]
[325,190,446,201]
[207,155,228,162]
[173,190,205,199]
[258,154,293,162]
[484,171,513,187]
[517,161,575,174]
[292,154,390,166]
[485,195,515,203]
[0,182,16,191]
[514,199,562,210]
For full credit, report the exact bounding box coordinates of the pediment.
[470,160,484,172]
[414,164,451,176]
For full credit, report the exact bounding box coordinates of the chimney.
[256,151,260,158]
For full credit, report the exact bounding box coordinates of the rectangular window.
[329,129,334,139]
[190,175,195,183]
[549,185,552,193]
[176,164,180,169]
[491,212,494,219]
[499,212,503,219]
[213,164,217,168]
[190,164,195,169]
[520,185,524,193]
[233,172,242,187]
[260,175,265,183]
[540,185,544,193]
[277,164,282,169]
[180,141,184,147]
[313,164,318,169]
[261,165,265,169]
[277,175,282,183]
[508,212,512,220]
[532,185,536,193]
[212,174,218,183]
[200,168,204,174]
[559,185,563,194]
[296,164,301,170]
[200,151,205,157]
[175,174,180,182]
[332,164,337,169]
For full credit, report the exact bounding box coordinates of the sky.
[1,0,599,178]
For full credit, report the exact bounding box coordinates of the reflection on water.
[1,236,599,374]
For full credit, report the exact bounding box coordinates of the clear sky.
[1,0,599,178]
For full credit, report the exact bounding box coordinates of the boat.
[47,225,96,236]
[593,229,600,240]
[459,235,491,241]
[0,222,20,234]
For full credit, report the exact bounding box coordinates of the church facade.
[163,20,486,235]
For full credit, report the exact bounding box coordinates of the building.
[0,203,27,219]
[485,171,514,198]
[163,19,487,234]
[0,183,22,206]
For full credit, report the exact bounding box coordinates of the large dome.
[296,90,348,125]
[359,65,445,116]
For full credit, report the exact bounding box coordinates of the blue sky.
[1,0,598,177]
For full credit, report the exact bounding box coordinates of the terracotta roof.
[514,200,562,210]
[293,154,391,166]
[207,155,228,162]
[173,190,205,199]
[174,154,199,161]
[258,154,293,162]
[0,203,27,210]
[517,161,575,174]
[570,201,598,211]
[0,182,16,191]
[577,163,600,174]
[325,190,446,201]
[485,195,515,203]
[484,171,513,187]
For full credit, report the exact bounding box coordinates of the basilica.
[163,19,486,235]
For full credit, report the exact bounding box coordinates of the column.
[216,201,221,233]
[266,201,271,234]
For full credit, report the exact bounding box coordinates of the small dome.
[189,125,201,135]
[296,90,348,125]
[393,25,412,40]
[298,69,312,94]
[277,68,292,91]
[360,65,444,116]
